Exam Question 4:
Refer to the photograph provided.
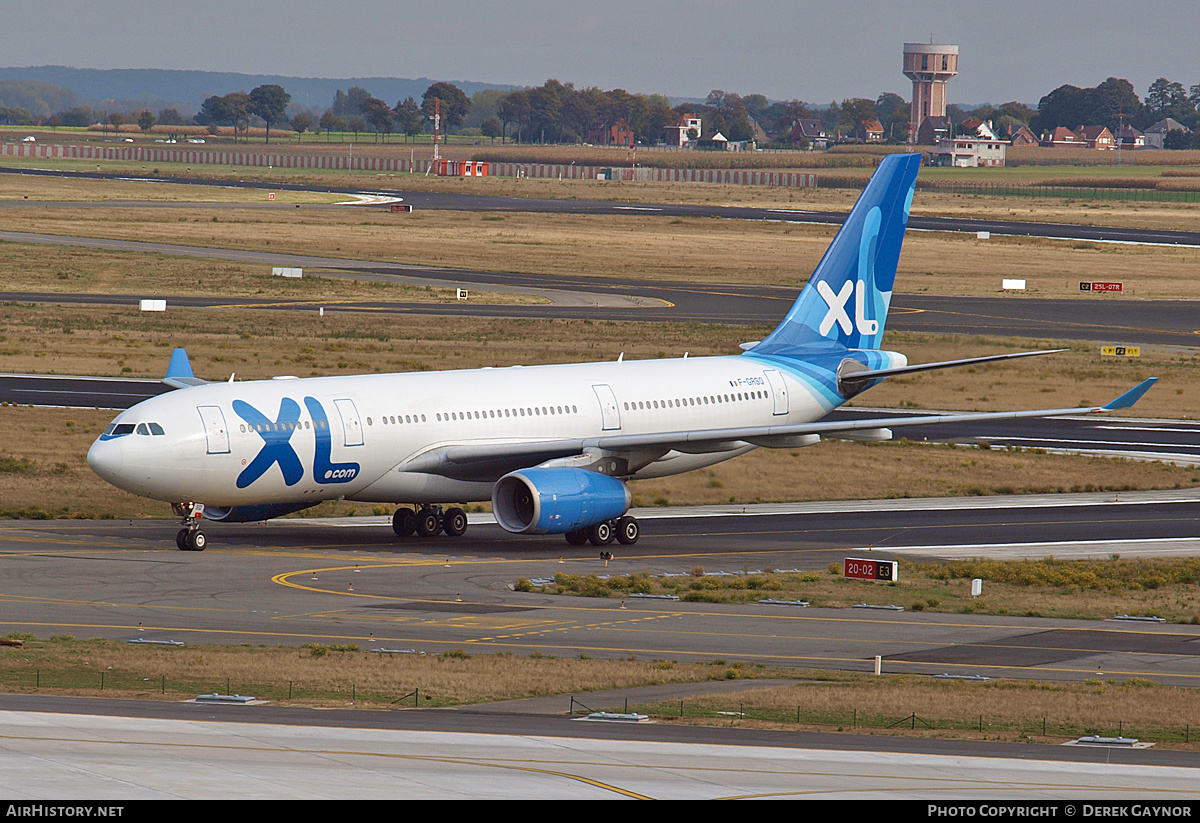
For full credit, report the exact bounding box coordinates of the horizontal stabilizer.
[837,349,1064,397]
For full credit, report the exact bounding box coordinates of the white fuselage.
[87,354,833,509]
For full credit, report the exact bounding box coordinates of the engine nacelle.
[492,468,631,535]
[201,502,315,523]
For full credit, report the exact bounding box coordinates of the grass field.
[2,200,1199,297]
[5,150,1200,232]
[1,634,1198,746]
[539,555,1200,623]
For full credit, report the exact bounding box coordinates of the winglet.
[1100,377,1158,411]
[162,348,207,389]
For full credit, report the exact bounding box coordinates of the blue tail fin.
[752,153,921,355]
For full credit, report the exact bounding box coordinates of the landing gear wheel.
[443,507,468,537]
[416,507,442,537]
[564,529,588,546]
[392,507,416,537]
[587,521,615,546]
[616,516,640,545]
[177,528,206,551]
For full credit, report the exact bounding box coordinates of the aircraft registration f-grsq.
[88,154,1156,550]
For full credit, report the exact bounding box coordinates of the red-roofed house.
[1077,125,1115,150]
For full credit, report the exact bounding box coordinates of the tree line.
[6,73,1200,150]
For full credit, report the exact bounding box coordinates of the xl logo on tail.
[816,204,883,339]
[817,280,878,337]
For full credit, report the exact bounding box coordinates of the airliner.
[87,153,1156,550]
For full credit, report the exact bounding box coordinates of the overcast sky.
[5,0,1198,106]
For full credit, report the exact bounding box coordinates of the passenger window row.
[238,420,327,433]
[434,404,578,423]
[374,414,427,425]
[622,390,767,412]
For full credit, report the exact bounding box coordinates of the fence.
[0,142,817,189]
[611,699,1200,743]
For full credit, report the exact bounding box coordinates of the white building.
[933,137,1006,167]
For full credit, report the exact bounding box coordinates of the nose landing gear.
[171,502,207,551]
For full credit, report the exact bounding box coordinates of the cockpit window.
[136,424,150,435]
[148,422,165,436]
[111,424,135,436]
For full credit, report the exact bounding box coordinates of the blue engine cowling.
[492,468,631,535]
[201,502,315,523]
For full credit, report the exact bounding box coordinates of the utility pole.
[432,98,441,163]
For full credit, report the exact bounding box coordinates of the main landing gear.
[171,502,207,551]
[564,515,639,547]
[392,505,468,539]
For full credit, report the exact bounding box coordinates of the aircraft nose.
[87,437,124,483]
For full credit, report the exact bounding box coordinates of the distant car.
[21,136,35,142]
[186,138,206,144]
[121,138,133,143]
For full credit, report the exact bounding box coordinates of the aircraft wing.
[400,378,1158,481]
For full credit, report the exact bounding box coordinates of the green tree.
[481,116,502,143]
[318,109,344,140]
[359,96,394,142]
[157,108,185,126]
[421,82,471,132]
[290,112,313,140]
[224,92,252,142]
[249,84,291,144]
[137,110,155,132]
[393,96,424,142]
[498,90,531,143]
[1145,78,1196,128]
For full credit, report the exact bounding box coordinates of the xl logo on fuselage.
[233,396,359,488]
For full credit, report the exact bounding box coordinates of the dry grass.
[0,636,752,707]
[646,674,1200,745]
[0,174,341,204]
[7,152,1200,233]
[544,556,1200,623]
[3,200,1200,297]
[0,241,539,303]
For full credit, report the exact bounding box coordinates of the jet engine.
[492,468,631,535]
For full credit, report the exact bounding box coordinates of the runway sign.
[1081,281,1123,292]
[1101,346,1140,357]
[844,558,898,581]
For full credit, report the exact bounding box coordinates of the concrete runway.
[1,696,1197,799]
